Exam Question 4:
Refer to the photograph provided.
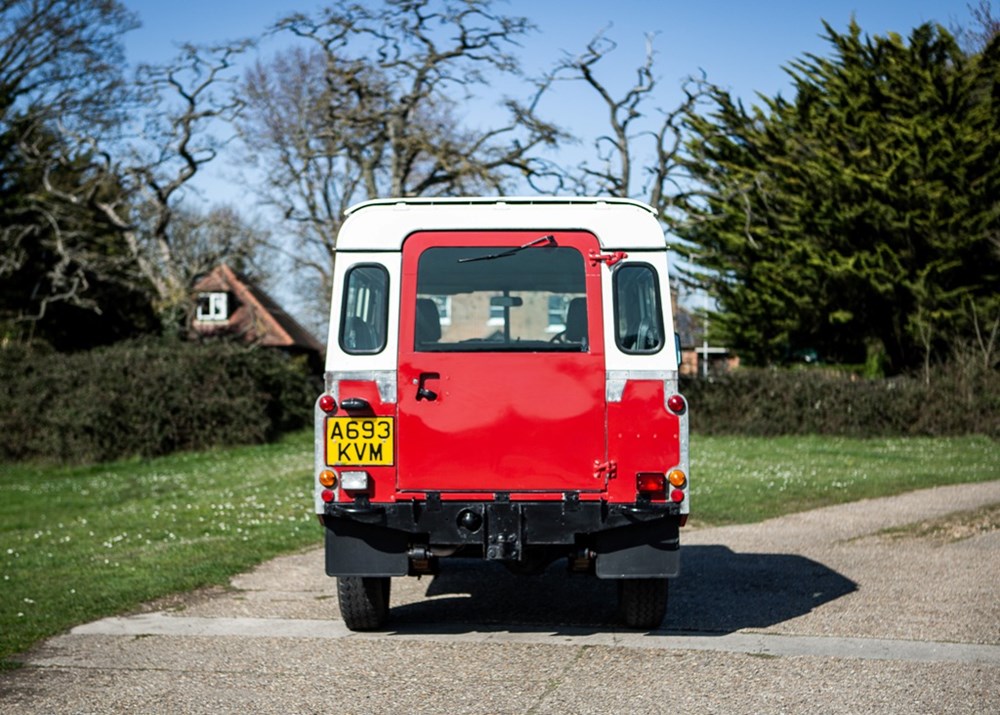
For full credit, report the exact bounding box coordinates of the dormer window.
[196,292,229,321]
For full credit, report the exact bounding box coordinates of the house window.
[547,295,569,332]
[487,291,505,325]
[196,292,229,321]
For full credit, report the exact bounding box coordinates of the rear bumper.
[323,499,681,579]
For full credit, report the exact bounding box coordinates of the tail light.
[636,473,667,498]
[318,395,337,414]
[667,394,686,414]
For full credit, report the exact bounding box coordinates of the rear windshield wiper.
[457,235,555,263]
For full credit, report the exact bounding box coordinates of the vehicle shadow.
[386,545,857,635]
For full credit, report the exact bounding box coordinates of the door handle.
[415,372,439,401]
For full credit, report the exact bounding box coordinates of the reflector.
[319,395,337,414]
[670,489,685,503]
[667,394,686,413]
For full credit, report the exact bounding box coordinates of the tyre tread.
[337,576,390,631]
[619,578,668,629]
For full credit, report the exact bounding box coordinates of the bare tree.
[0,0,136,129]
[1,0,140,338]
[547,29,713,226]
[954,1,1000,52]
[541,28,721,324]
[2,0,263,338]
[42,42,259,331]
[1,129,135,327]
[105,42,253,326]
[237,0,566,322]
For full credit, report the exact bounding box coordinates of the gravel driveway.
[2,481,998,714]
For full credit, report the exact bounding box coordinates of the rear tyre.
[618,578,668,629]
[337,576,391,631]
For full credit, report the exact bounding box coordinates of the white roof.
[337,196,667,251]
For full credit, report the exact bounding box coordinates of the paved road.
[2,481,998,714]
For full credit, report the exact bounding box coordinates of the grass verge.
[690,434,999,525]
[1,432,997,666]
[0,430,318,668]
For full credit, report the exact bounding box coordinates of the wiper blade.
[457,235,556,263]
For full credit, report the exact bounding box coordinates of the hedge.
[680,363,1000,438]
[0,339,317,464]
[3,340,995,465]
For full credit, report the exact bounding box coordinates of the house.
[674,305,738,377]
[191,264,324,373]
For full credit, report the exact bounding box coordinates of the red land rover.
[314,197,689,630]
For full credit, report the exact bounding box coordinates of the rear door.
[397,231,606,495]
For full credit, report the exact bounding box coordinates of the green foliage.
[0,119,159,350]
[679,22,1000,373]
[681,361,1000,437]
[0,339,315,464]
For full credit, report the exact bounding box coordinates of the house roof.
[192,265,324,354]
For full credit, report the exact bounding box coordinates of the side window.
[340,265,389,354]
[614,263,664,354]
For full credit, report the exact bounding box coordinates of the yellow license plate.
[326,417,394,466]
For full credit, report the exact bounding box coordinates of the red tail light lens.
[637,473,666,496]
[667,394,686,414]
[318,395,337,413]
[670,489,685,503]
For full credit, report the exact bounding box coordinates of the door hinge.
[593,459,618,480]
[589,249,628,267]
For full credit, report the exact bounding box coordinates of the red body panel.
[331,379,396,502]
[606,379,682,503]
[397,353,606,493]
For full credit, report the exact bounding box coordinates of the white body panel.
[326,197,677,374]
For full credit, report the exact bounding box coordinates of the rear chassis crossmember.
[323,496,681,579]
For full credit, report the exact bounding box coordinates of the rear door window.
[415,245,588,352]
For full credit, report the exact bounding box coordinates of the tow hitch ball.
[457,509,483,533]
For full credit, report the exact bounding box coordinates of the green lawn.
[0,430,319,668]
[1,431,998,666]
[689,434,999,525]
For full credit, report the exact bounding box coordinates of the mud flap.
[325,519,409,577]
[593,518,680,578]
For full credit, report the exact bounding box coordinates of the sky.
[119,0,977,206]
[118,0,979,316]
[121,0,976,100]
